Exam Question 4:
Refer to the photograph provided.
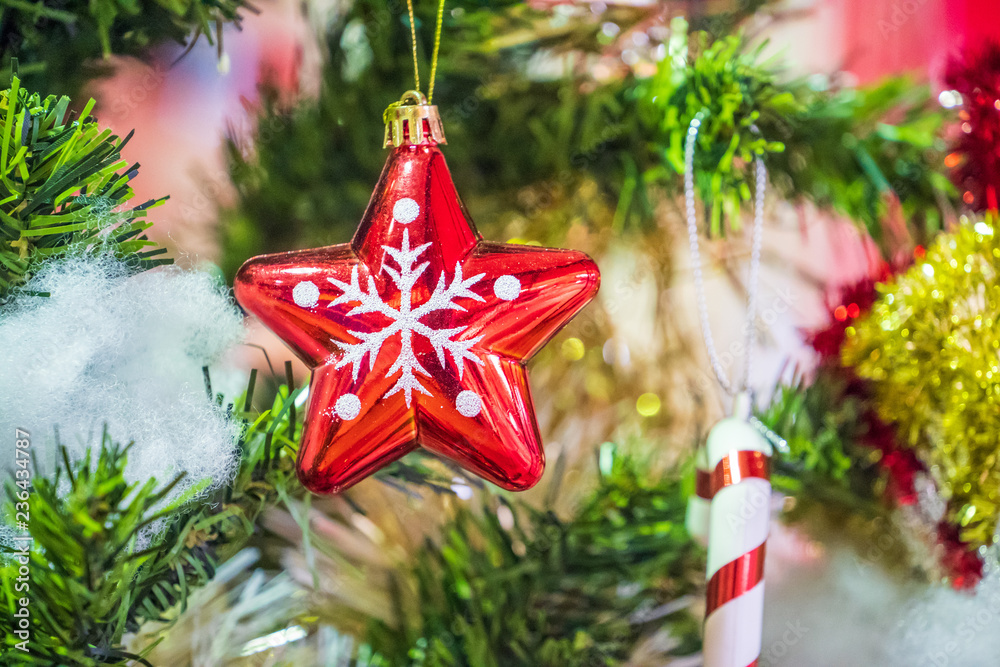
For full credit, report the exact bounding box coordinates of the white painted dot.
[292,281,320,308]
[455,390,482,418]
[393,198,420,224]
[493,275,520,301]
[335,393,361,420]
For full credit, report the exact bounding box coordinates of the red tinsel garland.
[944,40,1000,213]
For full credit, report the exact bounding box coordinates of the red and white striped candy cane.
[703,406,772,667]
[685,445,713,546]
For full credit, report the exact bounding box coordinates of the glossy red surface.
[711,450,770,492]
[705,545,766,616]
[234,144,600,494]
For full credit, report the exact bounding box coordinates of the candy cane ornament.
[683,113,773,666]
[703,393,772,667]
[685,444,713,546]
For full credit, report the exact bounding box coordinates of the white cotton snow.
[762,520,1000,666]
[761,544,914,665]
[888,555,1000,666]
[0,255,245,518]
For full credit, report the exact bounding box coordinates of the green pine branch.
[1,433,191,665]
[0,0,251,96]
[0,364,470,666]
[0,75,170,302]
[361,443,704,667]
[221,5,958,279]
[0,372,303,665]
[640,21,957,244]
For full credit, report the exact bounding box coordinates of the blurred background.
[7,0,1000,664]
[97,0,1000,663]
[86,0,998,429]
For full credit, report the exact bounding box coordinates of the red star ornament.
[234,97,600,494]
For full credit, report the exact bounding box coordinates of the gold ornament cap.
[383,90,447,148]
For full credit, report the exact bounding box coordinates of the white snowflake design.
[326,228,487,406]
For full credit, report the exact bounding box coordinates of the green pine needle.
[0,364,471,665]
[221,5,957,280]
[0,0,251,96]
[362,444,704,667]
[639,21,955,244]
[0,75,170,302]
[1,433,186,665]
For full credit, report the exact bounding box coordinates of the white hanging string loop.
[684,112,766,398]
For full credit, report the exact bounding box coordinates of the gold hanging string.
[428,0,446,103]
[405,0,421,93]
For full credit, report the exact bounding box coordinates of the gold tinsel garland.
[844,219,1000,548]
